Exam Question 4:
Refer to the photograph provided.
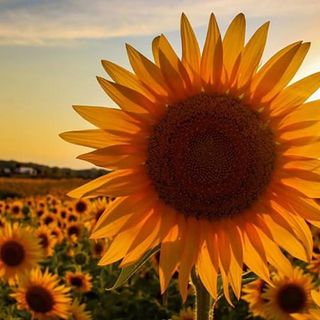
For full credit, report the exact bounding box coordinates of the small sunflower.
[69,299,92,320]
[0,223,42,283]
[50,225,64,244]
[242,278,268,318]
[74,199,90,215]
[41,212,56,226]
[36,225,57,257]
[91,239,107,258]
[263,268,314,320]
[61,13,320,301]
[65,271,92,293]
[12,268,71,320]
[10,200,23,219]
[66,222,83,242]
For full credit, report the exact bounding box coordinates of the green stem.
[191,269,214,320]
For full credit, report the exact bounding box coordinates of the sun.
[61,13,320,301]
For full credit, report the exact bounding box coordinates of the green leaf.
[106,245,160,291]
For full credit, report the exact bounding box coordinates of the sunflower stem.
[191,268,214,320]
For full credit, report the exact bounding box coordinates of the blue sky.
[1,0,320,168]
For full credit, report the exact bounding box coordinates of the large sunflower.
[0,223,42,283]
[12,268,71,320]
[61,13,320,301]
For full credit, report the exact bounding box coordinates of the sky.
[0,0,320,169]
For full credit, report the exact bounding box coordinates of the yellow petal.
[77,146,145,170]
[73,106,142,133]
[196,242,218,299]
[91,194,156,239]
[101,60,155,100]
[126,44,171,98]
[236,22,269,90]
[67,167,149,198]
[121,211,161,266]
[250,42,301,103]
[180,13,201,92]
[270,72,320,117]
[178,218,201,301]
[254,222,293,276]
[280,176,320,198]
[60,129,129,149]
[243,223,270,282]
[159,217,185,293]
[97,77,164,119]
[261,42,310,102]
[282,141,320,159]
[279,100,320,128]
[158,34,190,101]
[262,202,308,260]
[98,213,150,265]
[152,36,161,67]
[201,13,223,93]
[223,13,245,85]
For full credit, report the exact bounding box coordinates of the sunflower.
[65,271,92,293]
[263,268,314,320]
[74,199,90,215]
[61,13,320,301]
[36,225,57,257]
[41,212,57,226]
[91,239,107,258]
[10,200,23,219]
[12,268,71,320]
[66,222,83,242]
[69,299,92,320]
[0,223,42,283]
[50,225,65,244]
[242,278,268,318]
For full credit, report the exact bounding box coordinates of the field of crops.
[1,182,320,319]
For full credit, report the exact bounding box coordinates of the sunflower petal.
[101,60,155,100]
[73,106,142,133]
[126,44,170,98]
[179,218,201,301]
[222,13,245,84]
[201,13,223,92]
[236,22,269,89]
[250,42,301,102]
[180,13,201,92]
[59,129,129,149]
[270,72,320,117]
[158,34,190,101]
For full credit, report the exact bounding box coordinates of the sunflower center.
[26,285,54,313]
[70,276,83,287]
[75,201,87,213]
[68,225,80,237]
[146,93,275,219]
[277,283,307,313]
[0,240,25,266]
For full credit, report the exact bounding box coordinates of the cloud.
[0,0,319,46]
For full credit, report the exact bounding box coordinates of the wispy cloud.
[0,0,319,46]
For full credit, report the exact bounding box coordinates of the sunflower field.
[1,194,320,319]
